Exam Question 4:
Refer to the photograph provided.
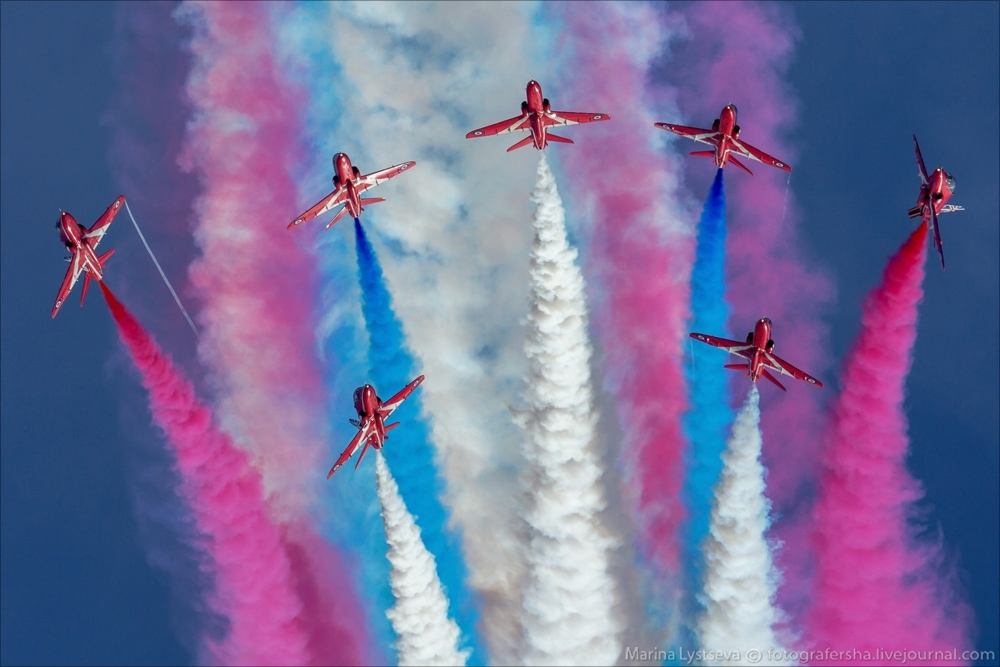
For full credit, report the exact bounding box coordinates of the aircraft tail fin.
[324,207,350,231]
[690,150,716,158]
[507,135,535,152]
[761,368,787,392]
[728,155,754,175]
[546,132,574,145]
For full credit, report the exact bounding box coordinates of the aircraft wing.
[358,161,417,190]
[732,138,792,172]
[690,333,754,359]
[288,187,347,229]
[913,135,929,184]
[466,114,532,138]
[378,375,425,418]
[654,122,720,146]
[762,351,823,387]
[328,419,373,478]
[84,195,125,249]
[542,110,610,127]
[51,251,85,318]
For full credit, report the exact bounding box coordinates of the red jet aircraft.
[51,195,124,318]
[465,80,610,152]
[690,318,822,391]
[288,152,415,231]
[655,104,791,175]
[908,135,963,269]
[328,375,425,477]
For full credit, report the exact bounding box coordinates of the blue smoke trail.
[354,220,486,665]
[682,169,734,598]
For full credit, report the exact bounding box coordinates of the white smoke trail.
[697,387,792,666]
[375,451,470,667]
[517,154,621,665]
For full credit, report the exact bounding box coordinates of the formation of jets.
[50,79,967,473]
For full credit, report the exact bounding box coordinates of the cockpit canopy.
[945,174,956,192]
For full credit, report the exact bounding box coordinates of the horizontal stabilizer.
[354,441,372,470]
[690,150,716,158]
[359,197,385,207]
[324,207,350,231]
[546,132,574,145]
[728,155,754,175]
[81,273,92,307]
[385,421,400,433]
[507,135,535,152]
[940,205,964,214]
[761,368,787,392]
[724,363,749,372]
[908,206,922,219]
[349,418,360,428]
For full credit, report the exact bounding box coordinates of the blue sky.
[2,2,996,665]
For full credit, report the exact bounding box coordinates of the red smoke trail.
[176,1,327,513]
[665,1,834,618]
[101,282,369,665]
[556,3,694,587]
[806,222,971,662]
[100,281,309,665]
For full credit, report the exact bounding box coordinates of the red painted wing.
[542,110,610,127]
[358,161,416,190]
[913,135,930,184]
[732,137,792,172]
[690,332,755,359]
[328,420,373,478]
[288,188,347,230]
[378,375,424,418]
[762,351,823,387]
[84,195,125,249]
[466,114,531,138]
[655,122,720,145]
[51,252,85,318]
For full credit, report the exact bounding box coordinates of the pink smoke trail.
[555,2,694,592]
[805,222,971,663]
[664,1,834,618]
[100,281,309,665]
[176,1,327,513]
[172,4,375,663]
